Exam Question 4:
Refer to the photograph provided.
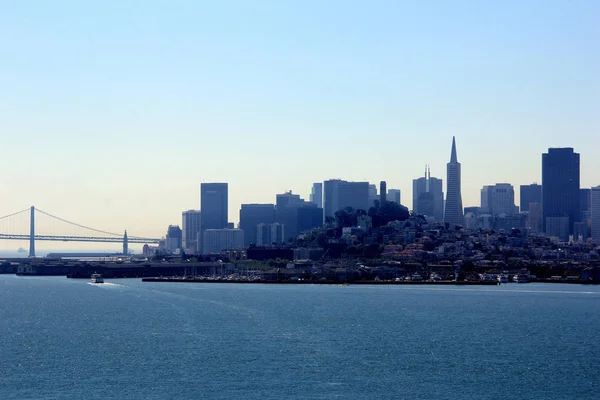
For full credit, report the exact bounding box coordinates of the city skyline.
[1,1,599,250]
[0,142,599,251]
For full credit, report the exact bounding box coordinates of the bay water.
[1,275,599,399]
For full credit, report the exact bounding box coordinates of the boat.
[497,274,509,284]
[513,274,529,283]
[90,273,104,284]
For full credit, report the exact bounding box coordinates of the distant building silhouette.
[276,191,323,242]
[200,182,228,253]
[239,204,276,247]
[182,210,201,252]
[310,183,323,208]
[480,184,517,216]
[580,188,591,220]
[201,183,228,230]
[542,148,580,240]
[276,191,303,209]
[591,186,600,243]
[166,225,183,252]
[528,203,543,233]
[464,206,481,216]
[323,179,370,218]
[256,223,285,247]
[202,229,243,255]
[578,188,592,239]
[444,137,464,226]
[520,184,542,212]
[413,165,443,220]
[379,181,387,205]
[387,189,401,204]
[368,184,378,208]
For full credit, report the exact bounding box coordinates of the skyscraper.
[182,210,201,252]
[542,148,580,239]
[276,191,303,209]
[528,203,543,233]
[480,184,517,216]
[200,183,228,251]
[387,189,401,204]
[368,184,378,208]
[323,179,369,218]
[520,184,542,212]
[310,183,323,208]
[200,183,228,230]
[166,225,183,252]
[578,188,593,239]
[276,192,323,241]
[239,204,276,247]
[379,181,387,205]
[591,186,600,243]
[256,223,285,247]
[444,137,464,226]
[480,185,492,214]
[412,166,443,220]
[580,188,591,220]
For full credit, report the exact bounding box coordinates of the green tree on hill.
[368,201,410,228]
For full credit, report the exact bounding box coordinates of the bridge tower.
[29,206,35,257]
[123,230,128,255]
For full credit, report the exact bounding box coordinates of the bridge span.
[0,206,161,257]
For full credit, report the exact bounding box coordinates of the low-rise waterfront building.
[202,229,244,255]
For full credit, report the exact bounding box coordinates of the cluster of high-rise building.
[464,147,598,243]
[163,179,403,255]
[152,137,599,256]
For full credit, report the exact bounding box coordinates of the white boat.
[497,274,508,284]
[90,273,104,284]
[513,274,529,283]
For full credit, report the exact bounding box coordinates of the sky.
[1,0,599,252]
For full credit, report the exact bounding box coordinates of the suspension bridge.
[0,206,161,257]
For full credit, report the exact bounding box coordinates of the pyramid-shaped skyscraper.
[443,137,464,226]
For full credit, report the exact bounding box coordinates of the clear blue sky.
[1,1,599,251]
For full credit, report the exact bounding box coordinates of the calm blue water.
[1,276,599,399]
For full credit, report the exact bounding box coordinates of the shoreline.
[141,277,501,285]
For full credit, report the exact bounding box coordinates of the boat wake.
[87,282,125,288]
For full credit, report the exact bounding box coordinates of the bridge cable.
[0,208,31,220]
[35,208,122,237]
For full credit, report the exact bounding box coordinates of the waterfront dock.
[141,277,500,285]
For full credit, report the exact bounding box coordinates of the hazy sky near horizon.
[1,0,599,251]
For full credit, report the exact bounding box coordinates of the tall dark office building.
[412,166,444,221]
[444,137,464,226]
[542,148,580,239]
[276,191,303,209]
[323,179,369,218]
[239,204,276,247]
[580,188,591,220]
[200,183,228,251]
[310,183,323,208]
[520,184,542,212]
[379,181,387,205]
[166,225,183,252]
[275,192,323,242]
